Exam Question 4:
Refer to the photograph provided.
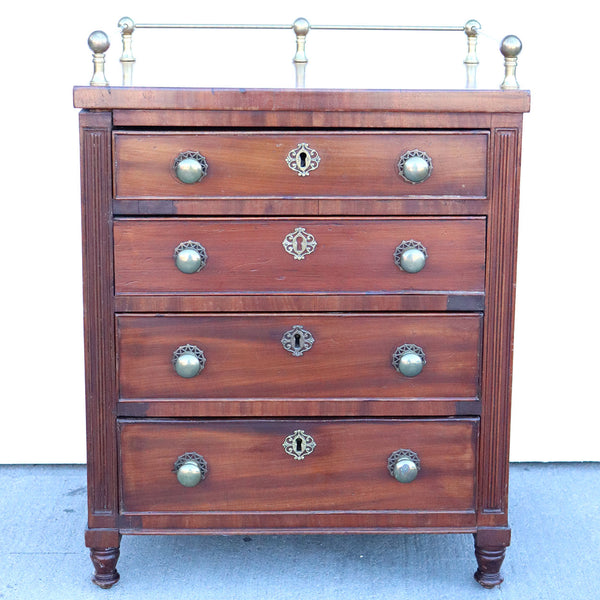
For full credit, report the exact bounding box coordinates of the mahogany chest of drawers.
[75,85,529,589]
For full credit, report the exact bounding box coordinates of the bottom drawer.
[119,419,478,514]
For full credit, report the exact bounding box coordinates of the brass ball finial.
[118,16,135,35]
[500,34,522,90]
[464,19,481,37]
[293,17,310,37]
[500,35,522,58]
[88,30,110,54]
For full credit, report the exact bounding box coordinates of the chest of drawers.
[75,82,529,589]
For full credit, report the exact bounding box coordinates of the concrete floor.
[1,463,598,599]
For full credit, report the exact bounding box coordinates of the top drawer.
[113,131,488,200]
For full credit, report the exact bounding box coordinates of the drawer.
[117,313,481,400]
[114,217,485,295]
[118,418,478,513]
[113,131,488,199]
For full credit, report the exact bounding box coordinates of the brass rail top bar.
[86,17,522,90]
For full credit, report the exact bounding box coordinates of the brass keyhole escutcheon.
[282,227,317,260]
[281,325,315,357]
[283,430,316,460]
[285,142,321,176]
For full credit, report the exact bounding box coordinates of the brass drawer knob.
[392,344,426,377]
[398,149,432,184]
[394,240,428,273]
[173,240,208,274]
[173,452,208,487]
[172,344,206,378]
[387,449,421,483]
[173,151,208,184]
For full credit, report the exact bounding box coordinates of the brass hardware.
[283,430,316,460]
[173,452,208,487]
[463,20,480,88]
[387,449,421,483]
[173,241,208,274]
[282,227,317,260]
[392,344,426,377]
[172,344,206,378]
[394,240,428,273]
[110,17,489,89]
[500,35,522,90]
[398,150,433,184]
[118,17,136,86]
[293,18,310,88]
[87,31,110,86]
[173,151,208,184]
[286,143,321,176]
[281,325,315,357]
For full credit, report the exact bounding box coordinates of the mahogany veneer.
[119,419,478,514]
[114,131,487,199]
[75,86,529,590]
[117,313,482,400]
[114,217,486,295]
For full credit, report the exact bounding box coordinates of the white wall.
[1,1,598,463]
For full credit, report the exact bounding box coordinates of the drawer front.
[113,131,487,199]
[117,313,481,400]
[114,217,485,295]
[119,418,478,513]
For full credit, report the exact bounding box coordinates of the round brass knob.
[387,449,421,483]
[392,344,426,377]
[173,452,208,487]
[172,344,206,378]
[173,152,208,184]
[173,241,208,274]
[397,149,433,184]
[177,461,202,487]
[394,240,428,273]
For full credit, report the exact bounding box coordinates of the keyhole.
[299,151,307,168]
[295,437,305,452]
[294,332,302,350]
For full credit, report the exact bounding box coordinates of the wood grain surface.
[117,313,482,400]
[114,217,485,295]
[113,131,487,199]
[118,418,478,513]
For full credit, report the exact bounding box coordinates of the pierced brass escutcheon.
[282,429,316,460]
[285,142,321,176]
[281,325,314,357]
[282,227,317,260]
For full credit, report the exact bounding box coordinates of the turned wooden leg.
[90,547,120,589]
[474,544,506,588]
[473,528,510,588]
